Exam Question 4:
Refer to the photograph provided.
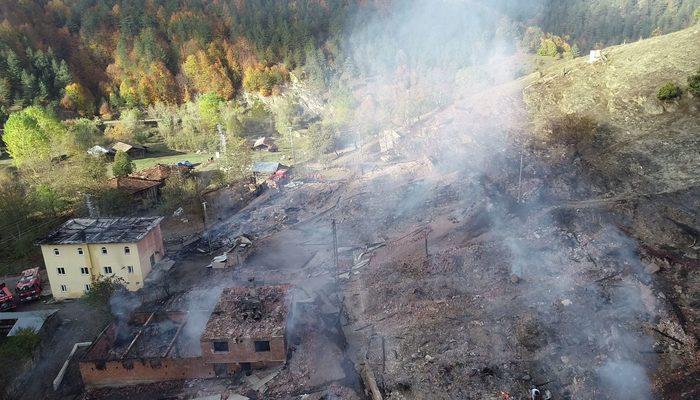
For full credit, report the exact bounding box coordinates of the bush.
[112,150,134,177]
[83,275,127,312]
[688,68,700,97]
[0,328,41,359]
[657,82,681,101]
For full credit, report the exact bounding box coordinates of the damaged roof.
[129,164,188,182]
[201,285,290,341]
[39,217,164,245]
[106,176,161,194]
[252,162,287,174]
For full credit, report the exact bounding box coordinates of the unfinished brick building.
[200,285,290,376]
[79,285,291,387]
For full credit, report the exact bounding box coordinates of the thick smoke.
[109,288,142,341]
[337,0,658,398]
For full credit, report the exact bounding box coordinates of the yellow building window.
[57,267,66,275]
[103,266,113,274]
[124,246,131,254]
[60,284,68,292]
[80,267,89,275]
[127,266,134,274]
[77,248,83,255]
[53,248,60,255]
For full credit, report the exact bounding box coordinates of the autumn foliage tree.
[242,63,289,96]
[182,42,242,99]
[60,83,95,116]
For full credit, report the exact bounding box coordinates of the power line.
[0,217,64,246]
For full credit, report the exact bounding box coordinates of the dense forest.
[0,0,698,122]
[539,0,700,50]
[0,0,355,121]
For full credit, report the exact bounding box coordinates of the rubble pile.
[341,200,699,399]
[202,285,289,340]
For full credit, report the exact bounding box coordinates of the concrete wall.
[42,225,165,299]
[200,336,286,365]
[79,357,215,388]
[136,225,165,278]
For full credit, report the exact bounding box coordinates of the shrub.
[688,69,700,97]
[657,82,682,101]
[0,328,41,359]
[112,150,134,177]
[83,275,126,309]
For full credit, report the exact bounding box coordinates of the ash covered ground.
[93,100,697,399]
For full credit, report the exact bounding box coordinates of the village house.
[38,217,165,299]
[87,145,116,161]
[252,136,278,152]
[111,141,148,159]
[251,162,289,185]
[106,177,161,206]
[107,164,190,206]
[78,285,292,387]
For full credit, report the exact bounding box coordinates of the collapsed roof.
[106,176,161,194]
[201,285,290,341]
[38,217,164,245]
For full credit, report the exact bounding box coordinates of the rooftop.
[106,176,161,194]
[252,162,287,174]
[0,309,57,336]
[112,141,145,152]
[201,285,290,341]
[39,217,164,245]
[253,137,276,148]
[129,164,185,182]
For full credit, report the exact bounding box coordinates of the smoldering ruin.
[64,1,698,400]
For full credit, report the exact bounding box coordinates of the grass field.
[126,136,305,173]
[132,152,214,170]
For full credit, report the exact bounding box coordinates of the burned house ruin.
[79,285,291,387]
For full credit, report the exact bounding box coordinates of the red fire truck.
[0,282,16,311]
[15,267,42,303]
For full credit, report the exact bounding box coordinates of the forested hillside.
[0,0,697,122]
[0,0,354,120]
[539,0,700,50]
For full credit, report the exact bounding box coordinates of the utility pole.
[331,219,339,273]
[517,153,524,203]
[217,124,226,159]
[202,201,211,254]
[288,126,296,164]
[424,228,429,259]
[356,127,364,175]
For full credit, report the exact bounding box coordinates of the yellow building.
[39,217,165,299]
